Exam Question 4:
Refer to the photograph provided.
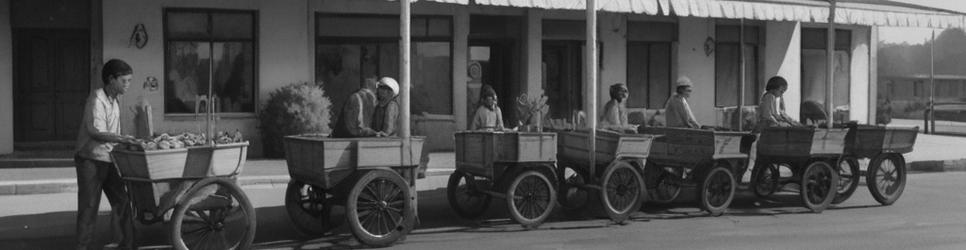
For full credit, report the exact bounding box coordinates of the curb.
[909,159,966,172]
[0,169,456,196]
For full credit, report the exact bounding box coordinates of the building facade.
[1,0,961,156]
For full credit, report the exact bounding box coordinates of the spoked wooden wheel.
[832,156,861,205]
[800,161,839,213]
[347,170,414,247]
[557,164,591,216]
[698,164,736,217]
[650,169,682,204]
[867,153,907,206]
[600,161,644,223]
[751,160,782,198]
[506,170,556,229]
[285,179,340,237]
[446,171,492,219]
[171,178,256,250]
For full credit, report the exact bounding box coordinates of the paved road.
[2,172,965,249]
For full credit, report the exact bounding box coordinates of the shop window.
[164,9,257,114]
[316,14,453,116]
[626,21,675,109]
[627,42,672,109]
[715,25,760,107]
[801,28,852,112]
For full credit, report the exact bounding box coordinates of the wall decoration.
[704,36,715,57]
[129,23,148,49]
[143,76,158,91]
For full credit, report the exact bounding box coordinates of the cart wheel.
[285,180,340,237]
[171,178,256,250]
[557,164,591,216]
[832,156,861,205]
[867,153,907,206]
[446,171,491,219]
[600,161,645,223]
[506,170,557,229]
[650,170,683,204]
[347,170,414,247]
[751,160,781,198]
[800,161,838,213]
[698,164,736,217]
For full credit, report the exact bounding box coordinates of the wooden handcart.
[639,127,755,216]
[751,127,846,212]
[833,124,917,205]
[555,129,657,223]
[282,135,424,247]
[448,131,558,229]
[111,142,256,250]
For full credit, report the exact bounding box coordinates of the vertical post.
[929,29,935,134]
[738,19,745,131]
[826,0,836,128]
[587,0,598,178]
[400,0,411,139]
[207,44,214,145]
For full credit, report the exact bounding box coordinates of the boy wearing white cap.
[373,77,400,137]
[664,76,701,129]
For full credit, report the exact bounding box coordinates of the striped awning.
[466,0,965,29]
[473,0,662,15]
[662,0,965,28]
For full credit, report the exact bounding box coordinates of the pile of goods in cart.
[120,130,245,151]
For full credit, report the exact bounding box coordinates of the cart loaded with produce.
[111,94,255,249]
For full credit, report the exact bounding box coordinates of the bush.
[259,82,332,158]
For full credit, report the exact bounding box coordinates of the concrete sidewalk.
[0,153,456,196]
[2,132,966,196]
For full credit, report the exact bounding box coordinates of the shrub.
[259,82,332,158]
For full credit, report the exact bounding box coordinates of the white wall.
[676,17,715,125]
[850,26,871,124]
[0,0,12,154]
[598,13,627,115]
[764,21,802,120]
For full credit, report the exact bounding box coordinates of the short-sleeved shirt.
[75,88,121,163]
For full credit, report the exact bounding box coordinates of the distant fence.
[924,102,966,135]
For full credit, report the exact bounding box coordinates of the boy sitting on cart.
[470,85,507,131]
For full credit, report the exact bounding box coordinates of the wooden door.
[14,29,91,142]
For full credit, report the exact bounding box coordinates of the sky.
[877,1,966,45]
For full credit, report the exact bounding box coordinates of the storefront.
[1,0,962,156]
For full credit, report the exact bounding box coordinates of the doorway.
[13,29,91,142]
[542,41,584,119]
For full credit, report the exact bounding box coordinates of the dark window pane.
[628,22,676,42]
[428,18,452,37]
[801,49,851,111]
[317,44,364,115]
[649,43,671,108]
[167,12,209,39]
[411,18,428,37]
[165,41,211,114]
[212,42,255,113]
[317,16,399,37]
[412,42,452,115]
[212,13,254,40]
[743,44,759,105]
[715,43,739,107]
[626,43,649,108]
[802,28,852,50]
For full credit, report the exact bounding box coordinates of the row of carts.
[104,123,915,249]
